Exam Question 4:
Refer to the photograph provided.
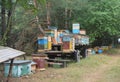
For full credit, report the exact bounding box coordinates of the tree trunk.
[7,0,12,46]
[33,0,44,34]
[68,9,72,29]
[65,7,68,29]
[1,0,6,38]
[0,0,18,46]
[46,2,51,28]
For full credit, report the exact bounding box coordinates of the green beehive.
[4,60,31,77]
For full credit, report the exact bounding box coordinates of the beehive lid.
[0,46,25,63]
[4,60,31,65]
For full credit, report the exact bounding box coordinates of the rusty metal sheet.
[0,46,25,63]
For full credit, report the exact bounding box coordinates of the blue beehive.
[38,37,48,45]
[62,35,71,42]
[72,29,80,34]
[72,23,80,34]
[38,37,48,50]
[4,60,31,77]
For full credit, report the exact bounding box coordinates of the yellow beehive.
[70,38,75,51]
[48,36,52,50]
[70,41,72,50]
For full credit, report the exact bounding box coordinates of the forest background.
[0,0,120,54]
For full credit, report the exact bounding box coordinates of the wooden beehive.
[32,54,48,71]
[62,35,72,51]
[4,60,31,77]
[72,23,80,34]
[62,36,71,42]
[70,38,75,51]
[31,61,37,72]
[63,42,70,50]
[48,36,52,50]
[45,30,54,37]
[38,36,48,51]
[80,29,86,35]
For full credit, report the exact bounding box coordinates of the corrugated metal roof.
[0,46,25,63]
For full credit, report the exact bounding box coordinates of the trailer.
[37,27,89,62]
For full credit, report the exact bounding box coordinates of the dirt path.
[80,55,120,82]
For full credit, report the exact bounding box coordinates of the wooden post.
[6,59,14,82]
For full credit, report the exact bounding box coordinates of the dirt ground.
[1,53,120,82]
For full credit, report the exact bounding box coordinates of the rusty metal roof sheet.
[0,46,25,63]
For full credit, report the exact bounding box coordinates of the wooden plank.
[46,59,70,62]
[47,62,62,65]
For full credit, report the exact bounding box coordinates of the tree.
[0,0,46,46]
[86,0,120,43]
[1,0,6,39]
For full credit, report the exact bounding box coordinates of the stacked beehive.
[62,35,75,52]
[72,23,80,34]
[38,36,48,52]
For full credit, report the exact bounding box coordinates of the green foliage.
[71,0,120,43]
[1,0,120,52]
[0,0,46,46]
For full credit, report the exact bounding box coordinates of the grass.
[2,48,120,82]
[97,57,120,82]
[38,48,120,82]
[105,48,120,55]
[37,54,112,82]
